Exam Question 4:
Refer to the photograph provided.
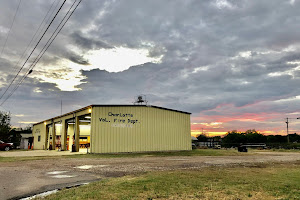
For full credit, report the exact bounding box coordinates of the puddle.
[75,165,94,169]
[50,175,76,178]
[74,165,108,169]
[97,165,108,168]
[47,171,68,175]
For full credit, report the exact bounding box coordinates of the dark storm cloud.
[69,55,89,65]
[67,51,90,65]
[280,52,300,63]
[70,31,113,50]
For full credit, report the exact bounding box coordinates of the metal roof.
[91,104,191,114]
[33,104,191,126]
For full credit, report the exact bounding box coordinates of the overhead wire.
[0,0,82,106]
[0,0,21,58]
[27,0,78,74]
[0,0,67,102]
[4,0,60,109]
[31,0,61,46]
[8,0,58,84]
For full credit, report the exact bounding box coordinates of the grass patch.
[42,162,300,200]
[0,149,245,162]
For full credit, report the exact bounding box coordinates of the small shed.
[20,133,33,149]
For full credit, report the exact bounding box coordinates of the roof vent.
[134,95,148,105]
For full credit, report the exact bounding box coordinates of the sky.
[1,0,300,137]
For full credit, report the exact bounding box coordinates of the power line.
[2,0,59,109]
[8,0,58,84]
[0,0,82,106]
[27,0,78,73]
[18,0,82,85]
[0,0,21,58]
[0,0,67,102]
[5,1,60,109]
[31,0,61,47]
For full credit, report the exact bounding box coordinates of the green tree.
[244,129,266,143]
[222,130,245,147]
[288,133,300,143]
[196,134,208,142]
[0,111,11,142]
[222,129,267,147]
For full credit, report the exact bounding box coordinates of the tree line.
[0,111,32,147]
[197,129,300,148]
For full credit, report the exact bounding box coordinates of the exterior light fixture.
[88,108,92,113]
[79,120,91,123]
[44,122,46,125]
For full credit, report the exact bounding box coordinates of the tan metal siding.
[32,123,46,149]
[91,106,191,153]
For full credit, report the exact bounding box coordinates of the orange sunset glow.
[190,102,300,137]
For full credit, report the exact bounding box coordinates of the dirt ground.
[1,151,300,200]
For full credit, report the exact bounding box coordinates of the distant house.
[20,133,33,149]
[197,137,222,148]
[10,128,33,149]
[191,136,198,143]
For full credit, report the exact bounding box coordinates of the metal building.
[32,105,191,153]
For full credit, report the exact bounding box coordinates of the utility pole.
[60,100,62,125]
[286,118,290,143]
[285,117,300,144]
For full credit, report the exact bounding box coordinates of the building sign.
[99,112,140,128]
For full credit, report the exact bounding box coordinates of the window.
[38,136,41,142]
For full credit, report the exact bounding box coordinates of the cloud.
[70,31,113,50]
[68,52,90,65]
[1,0,300,135]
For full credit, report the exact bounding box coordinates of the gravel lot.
[1,151,300,200]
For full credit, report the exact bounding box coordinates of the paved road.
[1,151,300,200]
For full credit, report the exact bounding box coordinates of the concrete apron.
[0,150,86,157]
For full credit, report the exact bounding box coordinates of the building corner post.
[51,120,56,150]
[75,116,80,152]
[61,120,67,150]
